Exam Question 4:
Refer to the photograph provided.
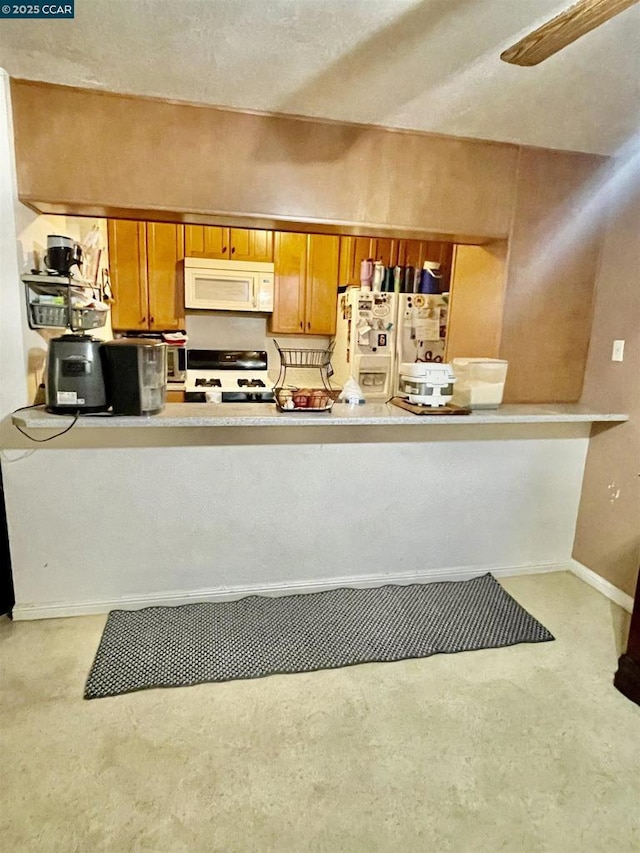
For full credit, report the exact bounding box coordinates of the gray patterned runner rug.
[84,573,553,699]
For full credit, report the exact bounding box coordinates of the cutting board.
[390,397,471,416]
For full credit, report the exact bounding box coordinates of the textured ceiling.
[1,0,639,155]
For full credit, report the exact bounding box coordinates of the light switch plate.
[612,340,625,362]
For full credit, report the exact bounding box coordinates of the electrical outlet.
[612,340,625,362]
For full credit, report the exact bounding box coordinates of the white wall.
[3,425,590,618]
[0,69,28,418]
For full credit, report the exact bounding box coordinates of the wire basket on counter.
[29,302,109,331]
[274,341,335,368]
[274,387,340,412]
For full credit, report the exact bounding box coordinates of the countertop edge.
[9,403,631,430]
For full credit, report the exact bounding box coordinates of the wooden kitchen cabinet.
[371,237,399,267]
[270,232,307,334]
[107,220,148,330]
[270,232,340,335]
[338,236,373,285]
[338,235,452,286]
[229,228,273,261]
[184,224,228,258]
[184,225,273,262]
[146,222,185,330]
[108,220,185,331]
[445,243,507,361]
[397,239,425,268]
[305,234,340,335]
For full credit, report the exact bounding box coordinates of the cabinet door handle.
[141,316,147,324]
[307,321,310,330]
[150,316,155,325]
[222,246,227,253]
[231,246,236,254]
[300,321,303,330]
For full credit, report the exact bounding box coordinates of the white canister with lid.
[450,358,508,409]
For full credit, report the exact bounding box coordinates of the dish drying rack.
[22,273,108,332]
[273,341,339,412]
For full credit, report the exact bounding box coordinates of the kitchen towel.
[84,573,553,699]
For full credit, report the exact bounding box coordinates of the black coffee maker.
[45,234,82,276]
[46,334,109,414]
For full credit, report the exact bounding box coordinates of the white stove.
[185,349,275,402]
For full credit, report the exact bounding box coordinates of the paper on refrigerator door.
[357,318,372,346]
[413,317,440,341]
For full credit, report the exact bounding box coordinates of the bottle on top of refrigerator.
[360,259,373,291]
[372,262,385,292]
[402,266,415,293]
[418,261,442,294]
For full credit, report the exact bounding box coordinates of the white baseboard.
[11,560,568,621]
[568,559,634,613]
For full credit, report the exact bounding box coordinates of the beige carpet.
[1,571,639,852]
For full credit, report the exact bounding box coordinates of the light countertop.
[11,402,630,429]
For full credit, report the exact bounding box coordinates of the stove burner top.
[195,378,222,388]
[238,378,266,388]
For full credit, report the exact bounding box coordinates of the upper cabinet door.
[338,236,375,285]
[397,239,425,269]
[371,237,398,268]
[270,232,307,334]
[107,220,149,330]
[251,229,274,262]
[305,234,340,336]
[338,236,354,286]
[351,237,374,282]
[230,228,274,262]
[445,244,507,361]
[186,226,273,261]
[184,225,229,258]
[146,222,185,330]
[396,239,454,289]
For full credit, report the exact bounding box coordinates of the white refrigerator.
[394,292,449,395]
[332,288,399,401]
[332,288,450,400]
[395,292,449,370]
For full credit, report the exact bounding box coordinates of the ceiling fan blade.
[500,0,640,66]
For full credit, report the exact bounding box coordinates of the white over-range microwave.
[184,258,274,313]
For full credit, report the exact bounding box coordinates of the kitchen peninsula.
[4,402,628,620]
[4,79,636,623]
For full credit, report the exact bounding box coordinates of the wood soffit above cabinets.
[22,201,494,245]
[12,79,522,242]
[12,80,606,247]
